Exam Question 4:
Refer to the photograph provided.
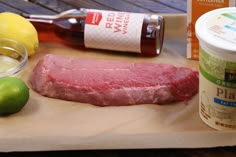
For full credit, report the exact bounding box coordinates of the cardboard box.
[187,0,235,60]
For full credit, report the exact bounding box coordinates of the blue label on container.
[214,97,236,107]
[224,25,236,32]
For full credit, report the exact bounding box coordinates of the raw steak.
[30,54,199,106]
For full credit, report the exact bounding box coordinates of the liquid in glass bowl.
[0,38,27,78]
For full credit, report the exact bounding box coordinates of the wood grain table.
[0,0,235,156]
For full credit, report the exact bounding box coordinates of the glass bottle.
[22,9,165,56]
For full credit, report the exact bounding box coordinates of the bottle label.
[84,9,145,53]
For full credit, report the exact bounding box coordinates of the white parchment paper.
[1,14,235,152]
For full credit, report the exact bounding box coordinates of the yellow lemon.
[0,12,38,56]
[0,77,29,115]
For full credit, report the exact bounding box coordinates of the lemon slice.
[0,12,39,56]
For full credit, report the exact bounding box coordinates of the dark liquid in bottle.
[25,11,164,56]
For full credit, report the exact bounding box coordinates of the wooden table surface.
[0,0,236,156]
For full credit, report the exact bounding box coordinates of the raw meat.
[30,54,199,106]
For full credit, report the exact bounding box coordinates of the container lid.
[195,7,236,55]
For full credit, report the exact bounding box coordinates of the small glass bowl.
[0,38,27,78]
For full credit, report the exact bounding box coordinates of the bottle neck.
[27,18,53,24]
[22,9,87,24]
[22,13,53,23]
[21,9,87,44]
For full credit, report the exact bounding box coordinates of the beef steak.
[30,54,199,106]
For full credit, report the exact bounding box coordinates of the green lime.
[0,77,29,115]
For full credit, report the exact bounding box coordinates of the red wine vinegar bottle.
[22,9,165,56]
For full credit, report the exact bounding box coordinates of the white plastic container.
[195,7,236,130]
